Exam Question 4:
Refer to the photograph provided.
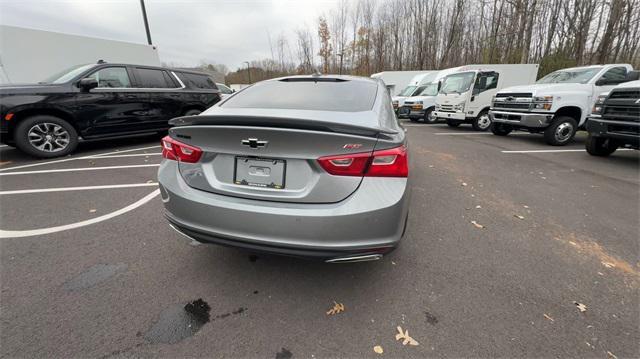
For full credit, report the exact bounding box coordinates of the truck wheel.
[544,116,577,146]
[14,115,78,158]
[183,109,202,116]
[424,109,437,124]
[585,134,618,156]
[492,123,512,136]
[446,119,461,127]
[472,111,492,131]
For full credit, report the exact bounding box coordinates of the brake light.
[317,145,408,177]
[161,135,202,163]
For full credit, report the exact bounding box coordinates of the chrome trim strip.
[326,254,383,263]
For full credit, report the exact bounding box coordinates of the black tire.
[409,118,419,122]
[183,109,202,116]
[491,123,513,136]
[14,115,78,158]
[544,116,578,146]
[423,108,437,124]
[585,134,618,156]
[446,119,461,127]
[472,110,492,131]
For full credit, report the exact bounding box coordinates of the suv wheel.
[15,115,78,158]
[492,123,513,136]
[446,119,461,127]
[585,134,618,156]
[472,111,492,131]
[424,108,437,124]
[544,116,577,146]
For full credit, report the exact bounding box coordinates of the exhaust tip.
[326,254,383,263]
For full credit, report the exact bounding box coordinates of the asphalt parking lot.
[1,123,638,358]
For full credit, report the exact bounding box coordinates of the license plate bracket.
[234,157,286,189]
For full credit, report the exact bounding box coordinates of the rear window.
[136,68,176,88]
[177,73,217,89]
[222,79,378,112]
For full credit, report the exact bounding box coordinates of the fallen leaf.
[543,314,554,322]
[607,351,618,359]
[89,209,97,213]
[461,182,468,186]
[326,301,345,315]
[373,346,383,354]
[391,261,396,265]
[514,214,525,220]
[395,326,419,346]
[574,302,587,313]
[601,262,615,268]
[471,221,484,229]
[475,205,481,209]
[523,205,529,209]
[146,180,154,184]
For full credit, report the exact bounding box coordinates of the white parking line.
[501,149,634,154]
[0,182,158,195]
[0,164,160,176]
[0,145,160,172]
[0,144,8,148]
[84,153,162,159]
[0,189,160,238]
[434,132,494,135]
[403,124,442,127]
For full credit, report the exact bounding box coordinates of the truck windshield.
[440,72,475,94]
[418,83,438,96]
[536,67,603,84]
[41,64,95,84]
[398,86,417,96]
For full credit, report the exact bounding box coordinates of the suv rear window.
[222,79,378,112]
[177,73,217,89]
[136,68,176,88]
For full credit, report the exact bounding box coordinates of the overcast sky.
[0,0,338,71]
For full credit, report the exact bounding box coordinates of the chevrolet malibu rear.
[157,75,410,262]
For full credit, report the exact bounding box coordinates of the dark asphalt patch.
[63,263,127,291]
[424,310,439,325]
[275,347,293,359]
[144,299,247,345]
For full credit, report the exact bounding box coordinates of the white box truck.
[391,71,438,114]
[370,71,431,96]
[0,25,161,85]
[490,64,635,145]
[432,64,539,131]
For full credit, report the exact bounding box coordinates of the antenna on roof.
[97,59,106,64]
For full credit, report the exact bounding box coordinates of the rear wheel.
[446,119,461,127]
[423,108,437,124]
[15,115,78,158]
[491,123,512,136]
[544,116,577,146]
[585,134,618,156]
[472,111,492,131]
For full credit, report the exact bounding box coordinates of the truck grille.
[492,102,531,110]
[439,104,455,112]
[609,90,640,99]
[602,106,640,122]
[495,92,532,98]
[602,87,640,122]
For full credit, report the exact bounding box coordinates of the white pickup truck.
[490,64,635,145]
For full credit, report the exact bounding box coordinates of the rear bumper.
[158,161,410,259]
[490,110,554,128]
[586,117,640,147]
[433,111,466,121]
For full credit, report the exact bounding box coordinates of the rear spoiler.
[169,115,399,138]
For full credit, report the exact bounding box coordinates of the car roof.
[92,62,210,76]
[268,74,379,85]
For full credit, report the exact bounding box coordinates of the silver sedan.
[158,75,411,262]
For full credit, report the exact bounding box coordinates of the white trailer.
[0,25,161,85]
[370,71,431,96]
[432,64,539,131]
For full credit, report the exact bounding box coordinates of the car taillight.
[161,135,202,163]
[317,145,408,177]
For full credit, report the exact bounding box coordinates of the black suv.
[0,62,221,157]
[585,74,640,156]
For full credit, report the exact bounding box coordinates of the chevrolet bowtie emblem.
[241,138,268,149]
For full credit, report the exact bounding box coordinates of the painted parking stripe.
[434,132,494,135]
[0,145,160,172]
[0,144,8,148]
[0,182,158,195]
[0,189,160,238]
[0,164,160,176]
[501,149,634,153]
[84,153,162,159]
[403,124,442,127]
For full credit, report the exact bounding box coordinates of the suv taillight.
[161,136,202,163]
[317,145,408,177]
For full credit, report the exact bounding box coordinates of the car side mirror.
[232,89,236,93]
[78,78,98,92]
[472,88,480,95]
